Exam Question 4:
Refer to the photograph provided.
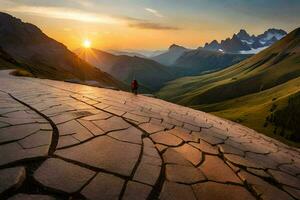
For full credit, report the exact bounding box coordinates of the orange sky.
[1,0,299,51]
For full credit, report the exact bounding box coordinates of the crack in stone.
[55,126,131,150]
[8,93,59,155]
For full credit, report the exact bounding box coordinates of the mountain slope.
[107,50,146,58]
[171,48,251,76]
[151,44,189,66]
[0,47,20,69]
[200,77,300,145]
[0,12,123,89]
[75,48,176,92]
[157,27,300,144]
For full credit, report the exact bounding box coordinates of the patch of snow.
[261,33,285,42]
[239,46,268,54]
[241,40,254,45]
[259,40,266,45]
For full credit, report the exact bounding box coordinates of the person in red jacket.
[131,79,138,95]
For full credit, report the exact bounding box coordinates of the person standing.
[131,79,138,95]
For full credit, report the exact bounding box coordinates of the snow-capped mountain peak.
[203,28,287,54]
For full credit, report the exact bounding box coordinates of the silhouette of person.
[131,79,138,95]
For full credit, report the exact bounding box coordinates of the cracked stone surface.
[0,71,300,199]
[0,167,25,195]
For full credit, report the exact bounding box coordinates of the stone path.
[0,71,300,200]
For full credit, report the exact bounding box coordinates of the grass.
[194,77,300,147]
[10,69,34,77]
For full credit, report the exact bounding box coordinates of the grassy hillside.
[171,49,251,77]
[157,28,300,146]
[197,77,300,147]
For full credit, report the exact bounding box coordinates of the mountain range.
[171,48,251,76]
[157,27,300,144]
[204,28,287,53]
[0,12,123,89]
[151,44,190,66]
[75,48,176,92]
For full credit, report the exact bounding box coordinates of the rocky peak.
[168,44,187,51]
[237,29,251,41]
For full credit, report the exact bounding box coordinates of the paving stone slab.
[18,131,52,149]
[0,123,41,143]
[168,127,198,142]
[57,120,93,142]
[123,181,152,200]
[192,131,223,145]
[224,154,260,168]
[163,149,192,166]
[268,169,300,189]
[218,143,245,156]
[56,136,141,176]
[92,116,131,133]
[199,155,241,183]
[160,181,196,200]
[81,172,124,200]
[56,135,80,149]
[190,141,219,155]
[245,152,278,169]
[238,170,293,200]
[34,158,95,193]
[8,194,56,200]
[192,182,255,200]
[150,131,183,147]
[0,167,26,195]
[0,143,49,166]
[108,126,142,144]
[133,163,161,186]
[81,111,112,121]
[166,164,205,184]
[139,122,165,134]
[77,119,105,136]
[283,186,300,199]
[173,144,202,166]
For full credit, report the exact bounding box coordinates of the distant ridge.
[75,48,176,92]
[151,44,189,66]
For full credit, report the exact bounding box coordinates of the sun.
[83,39,91,48]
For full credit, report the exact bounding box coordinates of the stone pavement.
[0,71,300,200]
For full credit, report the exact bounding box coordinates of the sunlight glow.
[83,39,91,48]
[7,6,121,24]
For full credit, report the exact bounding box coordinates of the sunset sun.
[83,39,91,48]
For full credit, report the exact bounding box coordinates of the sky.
[0,0,299,51]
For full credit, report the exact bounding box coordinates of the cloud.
[1,3,179,31]
[4,5,123,24]
[145,8,163,18]
[129,22,180,30]
[67,0,94,8]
